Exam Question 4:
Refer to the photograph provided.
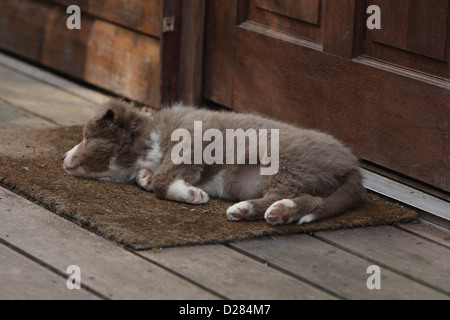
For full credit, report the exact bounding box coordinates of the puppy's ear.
[100,108,115,123]
[93,106,115,124]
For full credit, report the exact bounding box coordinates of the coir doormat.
[0,126,417,250]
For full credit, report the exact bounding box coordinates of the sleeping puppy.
[62,100,365,225]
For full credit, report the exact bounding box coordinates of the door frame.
[160,0,206,106]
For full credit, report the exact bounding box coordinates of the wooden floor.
[0,52,449,300]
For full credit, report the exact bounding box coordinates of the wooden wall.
[0,0,162,107]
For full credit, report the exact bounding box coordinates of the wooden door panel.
[247,0,322,42]
[203,0,450,191]
[365,0,449,78]
[46,0,161,37]
[368,0,448,60]
[233,26,449,191]
[255,0,321,25]
[203,0,237,107]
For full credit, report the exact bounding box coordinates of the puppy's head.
[62,100,151,182]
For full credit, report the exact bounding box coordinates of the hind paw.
[264,199,296,225]
[226,201,254,221]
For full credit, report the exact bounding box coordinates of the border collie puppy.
[62,100,364,225]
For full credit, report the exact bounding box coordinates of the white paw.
[264,199,296,225]
[226,201,254,221]
[137,168,153,191]
[298,213,316,225]
[167,180,209,204]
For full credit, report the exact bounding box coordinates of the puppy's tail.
[297,168,365,224]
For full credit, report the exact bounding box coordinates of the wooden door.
[203,0,450,192]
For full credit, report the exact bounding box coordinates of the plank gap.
[130,247,227,300]
[395,223,450,249]
[313,230,450,296]
[225,241,345,300]
[0,238,108,300]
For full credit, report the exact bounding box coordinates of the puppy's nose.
[61,152,67,162]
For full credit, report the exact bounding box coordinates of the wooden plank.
[0,0,46,62]
[0,0,161,106]
[41,9,161,106]
[47,0,162,38]
[0,99,55,129]
[316,226,450,295]
[0,187,217,299]
[0,243,98,300]
[231,235,448,299]
[140,244,336,300]
[0,52,111,106]
[0,65,96,126]
[398,223,450,249]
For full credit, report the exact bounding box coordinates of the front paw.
[137,168,153,191]
[167,180,209,204]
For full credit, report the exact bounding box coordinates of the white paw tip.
[226,201,254,221]
[167,180,209,204]
[193,188,210,204]
[137,168,153,190]
[186,184,210,204]
[298,213,316,225]
[264,199,295,225]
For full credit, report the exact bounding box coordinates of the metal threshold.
[362,169,450,231]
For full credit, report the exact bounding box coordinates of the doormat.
[0,126,417,250]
